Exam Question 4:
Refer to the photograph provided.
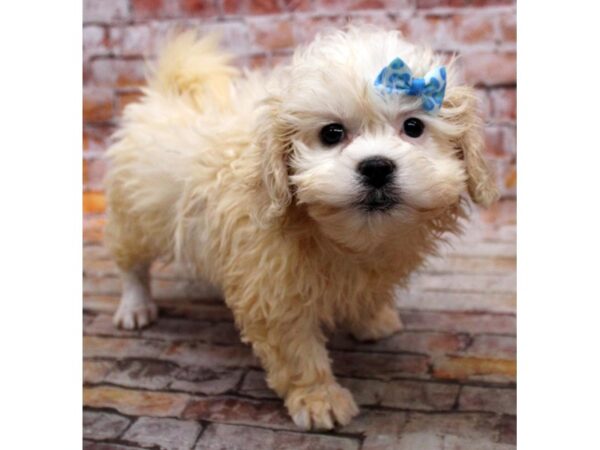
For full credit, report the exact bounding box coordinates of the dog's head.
[255,28,498,249]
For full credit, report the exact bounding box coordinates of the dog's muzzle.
[356,157,399,212]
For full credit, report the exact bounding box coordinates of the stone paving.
[83,200,516,450]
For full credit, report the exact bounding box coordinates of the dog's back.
[103,32,248,269]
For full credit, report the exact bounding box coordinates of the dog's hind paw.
[113,302,158,330]
[286,382,359,430]
[350,304,403,342]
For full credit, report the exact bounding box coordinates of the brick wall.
[83,0,516,214]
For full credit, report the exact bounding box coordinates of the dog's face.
[257,29,498,250]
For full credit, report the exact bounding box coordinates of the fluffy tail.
[146,31,238,112]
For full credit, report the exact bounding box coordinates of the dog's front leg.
[244,314,358,430]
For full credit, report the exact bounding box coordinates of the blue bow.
[374,57,447,113]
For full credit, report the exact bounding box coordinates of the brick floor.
[83,200,516,449]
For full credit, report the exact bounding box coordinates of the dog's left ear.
[253,96,294,224]
[441,86,500,208]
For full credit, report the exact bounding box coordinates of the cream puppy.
[104,27,498,430]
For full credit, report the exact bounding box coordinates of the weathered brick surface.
[83,385,191,417]
[182,396,294,429]
[462,334,516,359]
[82,196,515,445]
[197,422,360,450]
[459,386,516,414]
[122,417,203,450]
[433,355,516,383]
[83,411,131,440]
[340,377,460,410]
[84,441,142,450]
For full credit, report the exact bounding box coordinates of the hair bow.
[374,57,447,114]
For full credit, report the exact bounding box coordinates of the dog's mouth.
[356,188,400,213]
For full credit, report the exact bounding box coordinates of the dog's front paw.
[350,304,403,342]
[113,301,158,330]
[286,382,359,430]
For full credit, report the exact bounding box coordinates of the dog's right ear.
[253,96,295,225]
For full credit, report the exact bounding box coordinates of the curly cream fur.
[104,27,497,430]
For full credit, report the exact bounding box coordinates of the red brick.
[83,124,115,152]
[315,0,388,11]
[417,0,513,7]
[223,0,283,15]
[401,12,497,50]
[476,88,492,121]
[499,11,516,42]
[237,53,271,70]
[122,417,203,449]
[293,15,356,44]
[489,87,516,122]
[475,198,516,225]
[83,88,114,123]
[451,13,495,44]
[84,157,107,190]
[484,125,515,160]
[83,216,106,244]
[83,26,109,61]
[83,160,89,185]
[89,58,147,88]
[84,0,129,23]
[132,0,164,19]
[461,51,516,86]
[249,18,295,51]
[281,0,312,12]
[109,24,154,58]
[83,192,106,214]
[201,21,252,54]
[180,0,218,16]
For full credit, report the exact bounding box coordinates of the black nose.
[357,157,396,188]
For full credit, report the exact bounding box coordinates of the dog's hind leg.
[104,205,160,330]
[113,263,158,330]
[346,292,403,342]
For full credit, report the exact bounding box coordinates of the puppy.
[104,27,498,430]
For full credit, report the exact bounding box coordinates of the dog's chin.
[355,188,400,214]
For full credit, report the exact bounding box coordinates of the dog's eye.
[319,123,346,146]
[403,118,425,138]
